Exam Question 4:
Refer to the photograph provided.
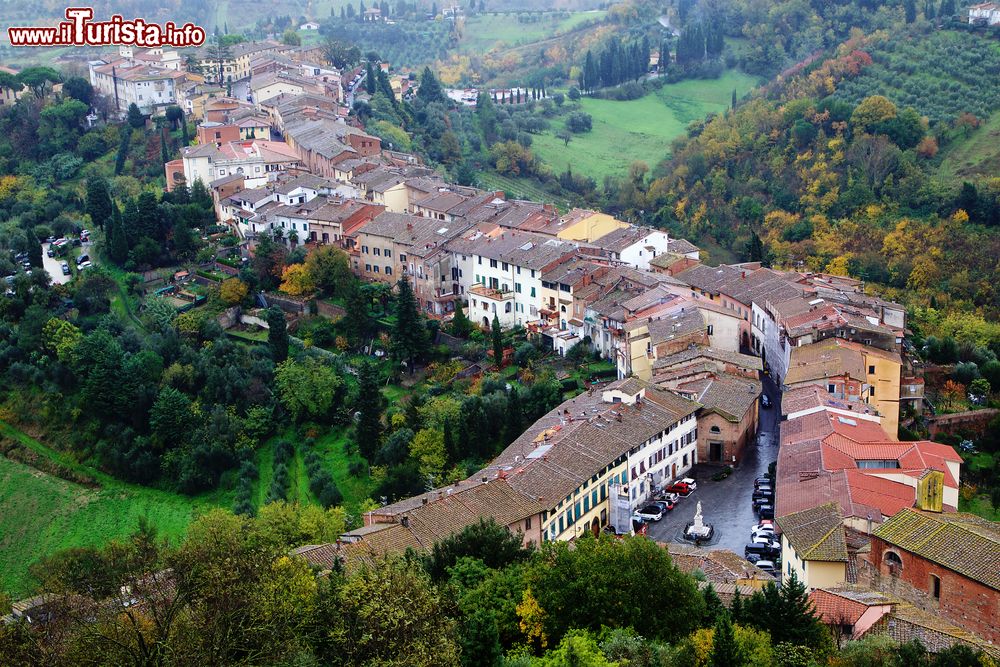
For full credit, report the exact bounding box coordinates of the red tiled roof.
[809,589,870,625]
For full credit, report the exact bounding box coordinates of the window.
[525,516,531,529]
[502,262,509,271]
[515,283,521,293]
[362,245,369,254]
[399,253,406,263]
[385,266,392,275]
[869,365,876,374]
[373,248,380,256]
[373,265,379,273]
[710,426,721,433]
[870,385,876,397]
[365,264,371,271]
[707,325,714,335]
[490,259,498,268]
[885,551,903,576]
[827,384,836,394]
[385,249,392,258]
[930,574,941,599]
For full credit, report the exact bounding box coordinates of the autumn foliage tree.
[220,278,249,305]
[279,263,316,296]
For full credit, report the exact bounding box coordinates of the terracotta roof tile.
[873,509,1000,590]
[776,502,849,562]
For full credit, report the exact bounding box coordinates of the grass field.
[530,71,760,180]
[0,421,231,597]
[937,111,1000,182]
[459,11,607,54]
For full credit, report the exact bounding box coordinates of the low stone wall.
[926,409,999,437]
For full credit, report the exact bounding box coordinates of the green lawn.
[959,493,1000,521]
[530,71,760,180]
[460,11,607,54]
[0,421,230,598]
[937,110,1000,182]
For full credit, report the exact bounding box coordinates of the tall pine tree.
[491,314,503,370]
[392,278,426,374]
[355,360,385,461]
[709,612,745,667]
[267,306,289,362]
[107,203,129,265]
[85,175,113,231]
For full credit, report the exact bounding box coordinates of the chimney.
[401,515,409,527]
[422,497,428,504]
[407,222,413,230]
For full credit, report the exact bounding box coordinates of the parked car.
[651,499,675,513]
[744,542,778,560]
[751,525,775,539]
[635,504,664,522]
[60,262,70,276]
[752,535,780,550]
[665,482,693,496]
[46,247,55,257]
[758,504,775,519]
[752,495,772,509]
[752,490,773,503]
[655,491,680,504]
[754,476,772,488]
[755,560,777,574]
[45,236,56,243]
[76,253,90,266]
[680,477,698,491]
[761,394,772,408]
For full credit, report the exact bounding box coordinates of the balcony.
[470,284,514,301]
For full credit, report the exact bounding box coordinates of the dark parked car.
[46,247,55,257]
[758,504,775,519]
[744,542,779,560]
[754,477,772,488]
[651,499,675,514]
[60,262,70,276]
[76,254,90,266]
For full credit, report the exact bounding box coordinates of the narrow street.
[646,373,781,556]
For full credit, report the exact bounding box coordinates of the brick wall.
[867,536,1000,644]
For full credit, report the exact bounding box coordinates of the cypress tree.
[450,299,473,337]
[366,61,377,94]
[107,203,129,265]
[266,306,289,362]
[392,277,426,373]
[730,588,744,624]
[491,314,503,370]
[732,88,738,111]
[355,360,385,461]
[160,126,170,165]
[709,612,745,667]
[504,386,523,445]
[85,175,113,231]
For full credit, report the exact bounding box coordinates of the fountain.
[684,501,714,543]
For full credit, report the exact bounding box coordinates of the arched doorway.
[591,520,600,536]
[741,331,751,352]
[483,316,489,328]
